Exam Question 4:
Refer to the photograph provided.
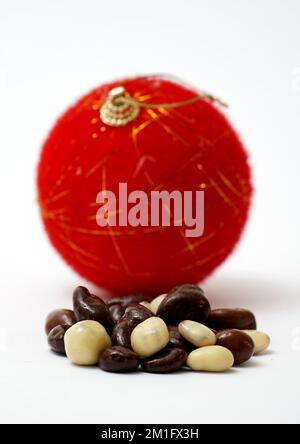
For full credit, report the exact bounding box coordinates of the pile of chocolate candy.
[45,284,270,373]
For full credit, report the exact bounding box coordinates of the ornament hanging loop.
[100,86,228,127]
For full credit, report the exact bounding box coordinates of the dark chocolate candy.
[48,325,70,355]
[122,304,152,325]
[45,309,76,335]
[216,329,255,366]
[157,284,210,325]
[141,348,187,373]
[109,304,125,323]
[207,308,257,331]
[99,346,139,372]
[73,286,113,332]
[111,319,136,349]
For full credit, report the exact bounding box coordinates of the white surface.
[0,0,300,424]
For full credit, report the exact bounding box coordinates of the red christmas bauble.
[37,75,252,295]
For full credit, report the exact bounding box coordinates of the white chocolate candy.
[150,294,167,314]
[243,330,271,355]
[64,320,111,365]
[131,317,169,357]
[187,346,234,372]
[178,320,216,347]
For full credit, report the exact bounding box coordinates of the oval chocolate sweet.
[207,308,257,331]
[111,319,136,349]
[123,304,153,325]
[216,329,255,365]
[109,304,125,323]
[45,309,76,335]
[99,346,139,372]
[73,286,114,332]
[141,348,187,373]
[48,325,70,354]
[157,284,210,325]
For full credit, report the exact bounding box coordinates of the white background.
[0,0,300,424]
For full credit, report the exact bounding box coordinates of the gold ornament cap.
[100,86,140,127]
